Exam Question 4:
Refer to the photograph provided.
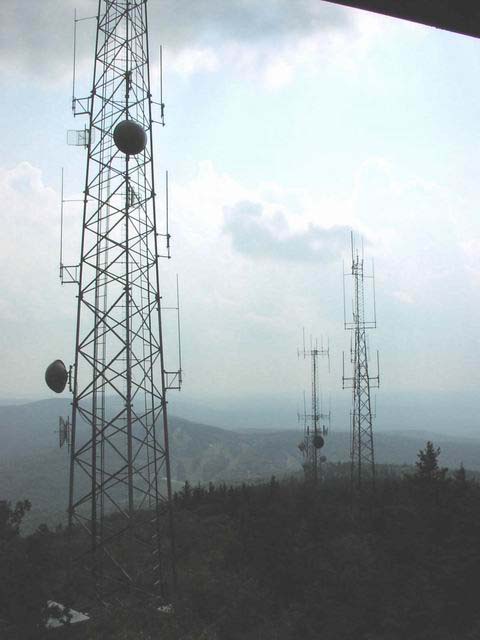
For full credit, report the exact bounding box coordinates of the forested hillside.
[2,400,480,531]
[2,445,480,639]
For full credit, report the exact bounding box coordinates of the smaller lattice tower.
[342,233,380,491]
[298,332,331,484]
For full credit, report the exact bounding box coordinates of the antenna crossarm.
[72,96,92,117]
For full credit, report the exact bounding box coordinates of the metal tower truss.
[63,0,178,604]
[342,233,380,491]
[298,332,331,484]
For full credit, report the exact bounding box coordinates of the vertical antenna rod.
[60,168,64,279]
[72,9,77,113]
[166,170,170,256]
[176,274,183,386]
[160,45,165,126]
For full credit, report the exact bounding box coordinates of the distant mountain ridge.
[0,398,479,530]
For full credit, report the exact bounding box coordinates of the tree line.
[2,442,480,639]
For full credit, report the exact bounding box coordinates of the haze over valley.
[1,397,478,531]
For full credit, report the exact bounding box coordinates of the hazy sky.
[1,1,480,427]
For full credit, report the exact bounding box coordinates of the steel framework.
[298,334,330,484]
[342,234,380,491]
[64,0,178,603]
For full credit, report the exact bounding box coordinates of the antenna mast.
[342,233,380,493]
[62,0,177,605]
[298,332,331,484]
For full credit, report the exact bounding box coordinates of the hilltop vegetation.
[3,444,480,639]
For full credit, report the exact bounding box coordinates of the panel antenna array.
[342,233,380,492]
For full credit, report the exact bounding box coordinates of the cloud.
[158,0,351,46]
[171,47,220,75]
[0,162,59,319]
[1,0,354,84]
[162,163,349,398]
[0,162,80,398]
[4,158,479,401]
[223,200,350,262]
[460,239,480,286]
[0,0,96,82]
[153,3,385,87]
[346,158,480,312]
[392,290,415,305]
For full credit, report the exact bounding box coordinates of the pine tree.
[414,441,447,482]
[453,462,467,485]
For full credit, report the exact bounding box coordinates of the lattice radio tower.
[298,331,331,484]
[342,233,380,491]
[45,0,180,605]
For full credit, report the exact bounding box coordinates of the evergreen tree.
[414,441,447,482]
[453,462,467,486]
[0,500,51,638]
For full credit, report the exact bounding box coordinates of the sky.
[1,1,480,432]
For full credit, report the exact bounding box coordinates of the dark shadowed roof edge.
[323,0,480,40]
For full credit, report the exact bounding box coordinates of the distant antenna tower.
[342,233,380,491]
[46,1,180,605]
[298,331,331,484]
